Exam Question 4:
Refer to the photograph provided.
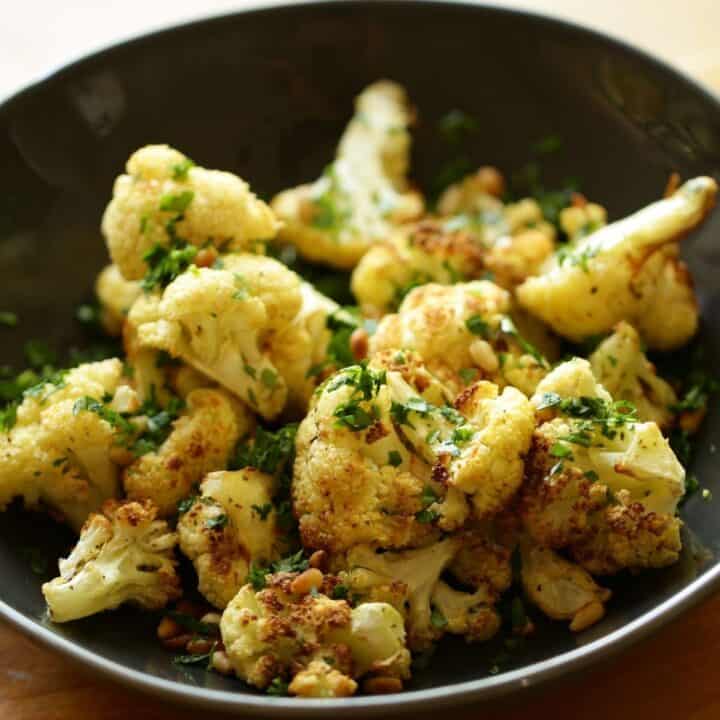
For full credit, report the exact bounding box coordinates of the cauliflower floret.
[517,177,717,349]
[177,469,279,609]
[272,81,423,269]
[590,321,678,428]
[430,581,501,642]
[520,541,610,631]
[369,281,551,396]
[294,350,534,551]
[129,254,303,419]
[519,359,685,573]
[95,264,142,335]
[350,219,487,317]
[220,573,410,694]
[123,388,254,516]
[559,200,607,241]
[42,499,181,622]
[0,359,128,531]
[448,527,513,597]
[340,538,462,649]
[267,282,339,413]
[351,181,558,318]
[102,144,279,280]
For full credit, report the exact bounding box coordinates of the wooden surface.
[2,1,720,718]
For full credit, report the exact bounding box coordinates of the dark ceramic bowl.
[2,1,720,716]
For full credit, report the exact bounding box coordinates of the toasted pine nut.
[200,612,222,626]
[475,166,505,198]
[350,328,369,360]
[290,568,323,596]
[157,617,182,641]
[363,676,403,694]
[109,446,135,467]
[162,633,193,650]
[469,338,499,373]
[212,650,233,675]
[186,638,214,655]
[195,247,218,268]
[308,550,328,571]
[570,601,605,632]
[679,407,706,434]
[570,191,588,208]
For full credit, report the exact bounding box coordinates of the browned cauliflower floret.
[102,144,278,280]
[293,351,534,552]
[271,81,423,269]
[42,499,181,622]
[520,540,611,631]
[0,359,129,531]
[220,572,410,695]
[369,281,553,396]
[519,359,685,574]
[517,177,717,350]
[123,388,254,516]
[590,321,678,429]
[177,469,279,609]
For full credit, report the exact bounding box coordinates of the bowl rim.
[2,0,720,715]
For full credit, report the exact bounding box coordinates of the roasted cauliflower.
[520,540,611,631]
[519,359,685,573]
[0,359,128,531]
[369,281,552,396]
[42,499,181,622]
[220,571,410,695]
[590,321,678,428]
[95,263,142,336]
[128,253,303,419]
[177,469,279,609]
[517,177,717,349]
[102,144,279,281]
[293,350,534,553]
[272,81,423,269]
[123,388,253,516]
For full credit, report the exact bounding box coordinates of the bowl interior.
[2,0,720,712]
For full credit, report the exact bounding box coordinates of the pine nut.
[363,676,403,694]
[308,550,328,571]
[290,568,323,595]
[157,617,181,641]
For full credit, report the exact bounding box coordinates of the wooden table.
[1,1,719,718]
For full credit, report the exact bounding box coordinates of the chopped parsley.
[248,550,310,591]
[311,165,351,233]
[549,442,573,459]
[171,157,195,181]
[141,242,198,291]
[459,367,479,385]
[388,450,403,467]
[166,611,219,638]
[159,190,195,213]
[205,514,228,530]
[261,368,279,390]
[332,584,349,600]
[465,314,490,338]
[430,607,448,629]
[252,503,273,521]
[498,316,548,367]
[266,677,289,696]
[0,311,17,327]
[415,508,440,524]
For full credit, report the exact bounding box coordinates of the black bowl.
[1,1,720,716]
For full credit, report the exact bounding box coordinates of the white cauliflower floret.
[272,81,423,269]
[293,351,534,552]
[519,359,685,573]
[520,541,610,631]
[267,282,339,413]
[559,200,607,241]
[340,538,462,649]
[42,499,181,622]
[590,321,678,428]
[220,572,410,694]
[177,469,279,609]
[129,254,303,419]
[123,388,253,516]
[95,264,142,336]
[517,177,717,349]
[102,144,279,280]
[369,281,551,396]
[0,359,128,531]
